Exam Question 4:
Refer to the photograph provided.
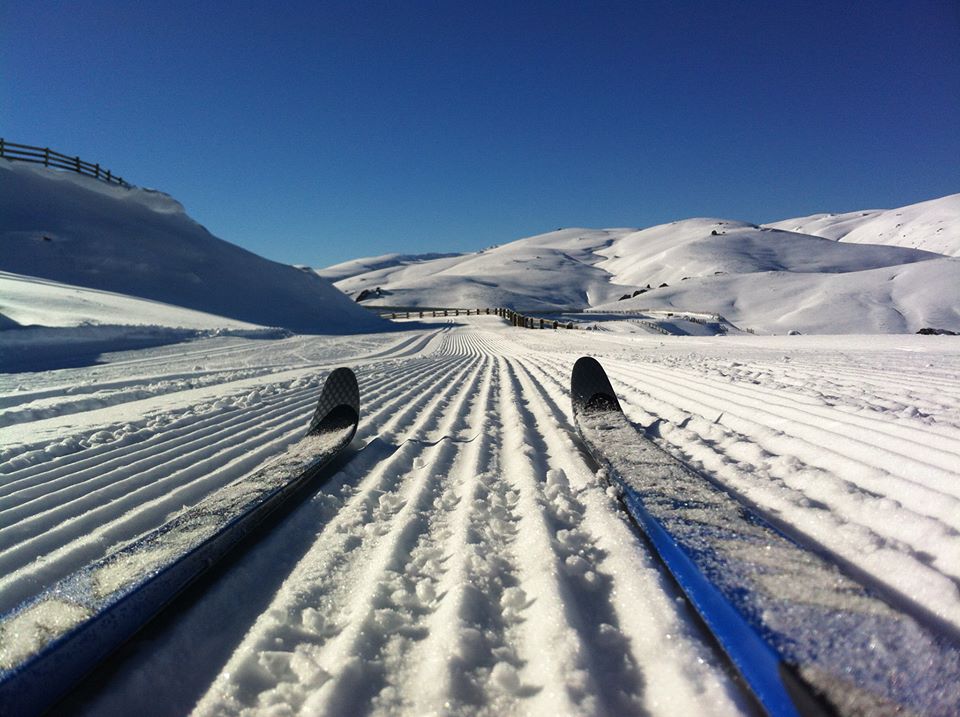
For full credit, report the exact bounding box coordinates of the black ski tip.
[571,356,622,416]
[307,367,360,440]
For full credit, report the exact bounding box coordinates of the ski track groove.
[3,321,958,716]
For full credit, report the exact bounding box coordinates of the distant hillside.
[315,252,465,283]
[0,160,384,334]
[765,193,960,256]
[324,228,638,310]
[320,193,959,333]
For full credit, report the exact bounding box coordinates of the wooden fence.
[385,306,577,330]
[0,139,130,187]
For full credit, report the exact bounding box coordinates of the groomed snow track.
[2,318,959,716]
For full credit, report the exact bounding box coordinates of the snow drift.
[0,160,383,334]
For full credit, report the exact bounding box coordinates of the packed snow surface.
[0,160,384,334]
[2,316,959,715]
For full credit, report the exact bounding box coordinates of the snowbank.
[0,160,384,334]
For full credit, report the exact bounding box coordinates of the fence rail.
[0,139,130,187]
[384,306,578,330]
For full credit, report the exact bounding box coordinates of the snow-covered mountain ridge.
[766,193,960,257]
[0,160,384,334]
[321,194,960,334]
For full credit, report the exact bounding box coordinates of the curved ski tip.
[307,367,360,438]
[571,356,622,415]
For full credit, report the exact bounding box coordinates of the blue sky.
[3,1,959,267]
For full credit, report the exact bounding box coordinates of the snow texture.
[322,195,959,334]
[0,160,385,334]
[2,316,959,716]
[766,193,960,257]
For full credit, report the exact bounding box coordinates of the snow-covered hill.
[766,193,960,257]
[320,194,959,333]
[593,258,960,334]
[0,161,384,334]
[315,252,465,283]
[594,218,937,286]
[325,228,639,310]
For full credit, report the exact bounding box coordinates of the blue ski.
[0,367,360,716]
[571,356,960,716]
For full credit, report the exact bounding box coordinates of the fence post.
[95,163,100,179]
[75,156,81,172]
[44,148,50,167]
[0,138,4,157]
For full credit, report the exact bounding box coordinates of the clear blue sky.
[2,1,959,267]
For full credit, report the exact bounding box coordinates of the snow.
[320,194,959,334]
[3,162,959,713]
[327,228,638,310]
[766,193,960,257]
[0,271,260,330]
[2,316,959,715]
[0,160,385,334]
[593,257,960,334]
[315,252,466,283]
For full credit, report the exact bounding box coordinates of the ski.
[0,367,360,716]
[571,356,960,716]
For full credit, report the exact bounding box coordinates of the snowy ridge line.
[0,368,360,716]
[0,379,324,494]
[695,356,960,439]
[0,367,277,429]
[602,362,960,632]
[661,395,960,597]
[746,357,960,396]
[570,358,960,715]
[356,355,479,444]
